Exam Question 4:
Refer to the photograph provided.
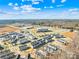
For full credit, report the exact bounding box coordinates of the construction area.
[0,20,79,59]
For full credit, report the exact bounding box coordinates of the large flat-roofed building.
[19,45,30,51]
[0,49,16,59]
[37,28,51,32]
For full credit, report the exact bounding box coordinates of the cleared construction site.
[0,20,79,59]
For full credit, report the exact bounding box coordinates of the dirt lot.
[0,25,20,34]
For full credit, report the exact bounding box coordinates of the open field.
[0,25,20,34]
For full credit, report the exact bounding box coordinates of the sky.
[0,0,79,19]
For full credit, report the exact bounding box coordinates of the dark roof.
[18,39,30,44]
[19,45,30,51]
[37,29,51,32]
[0,45,4,50]
[0,50,16,59]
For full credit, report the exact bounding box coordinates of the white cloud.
[14,3,18,6]
[0,10,20,16]
[0,10,7,15]
[61,0,66,3]
[31,0,43,2]
[56,4,64,7]
[22,0,24,2]
[6,12,21,15]
[8,3,13,6]
[22,0,26,2]
[13,6,20,10]
[44,6,47,8]
[59,8,79,18]
[52,0,55,3]
[32,1,40,4]
[68,8,79,12]
[20,5,32,10]
[20,5,41,12]
[44,6,53,9]
[8,3,20,11]
[0,10,79,19]
[49,6,54,8]
[8,2,41,12]
[71,11,79,15]
[68,8,79,15]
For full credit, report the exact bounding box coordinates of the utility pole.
[16,54,21,59]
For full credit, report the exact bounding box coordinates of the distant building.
[37,28,51,32]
